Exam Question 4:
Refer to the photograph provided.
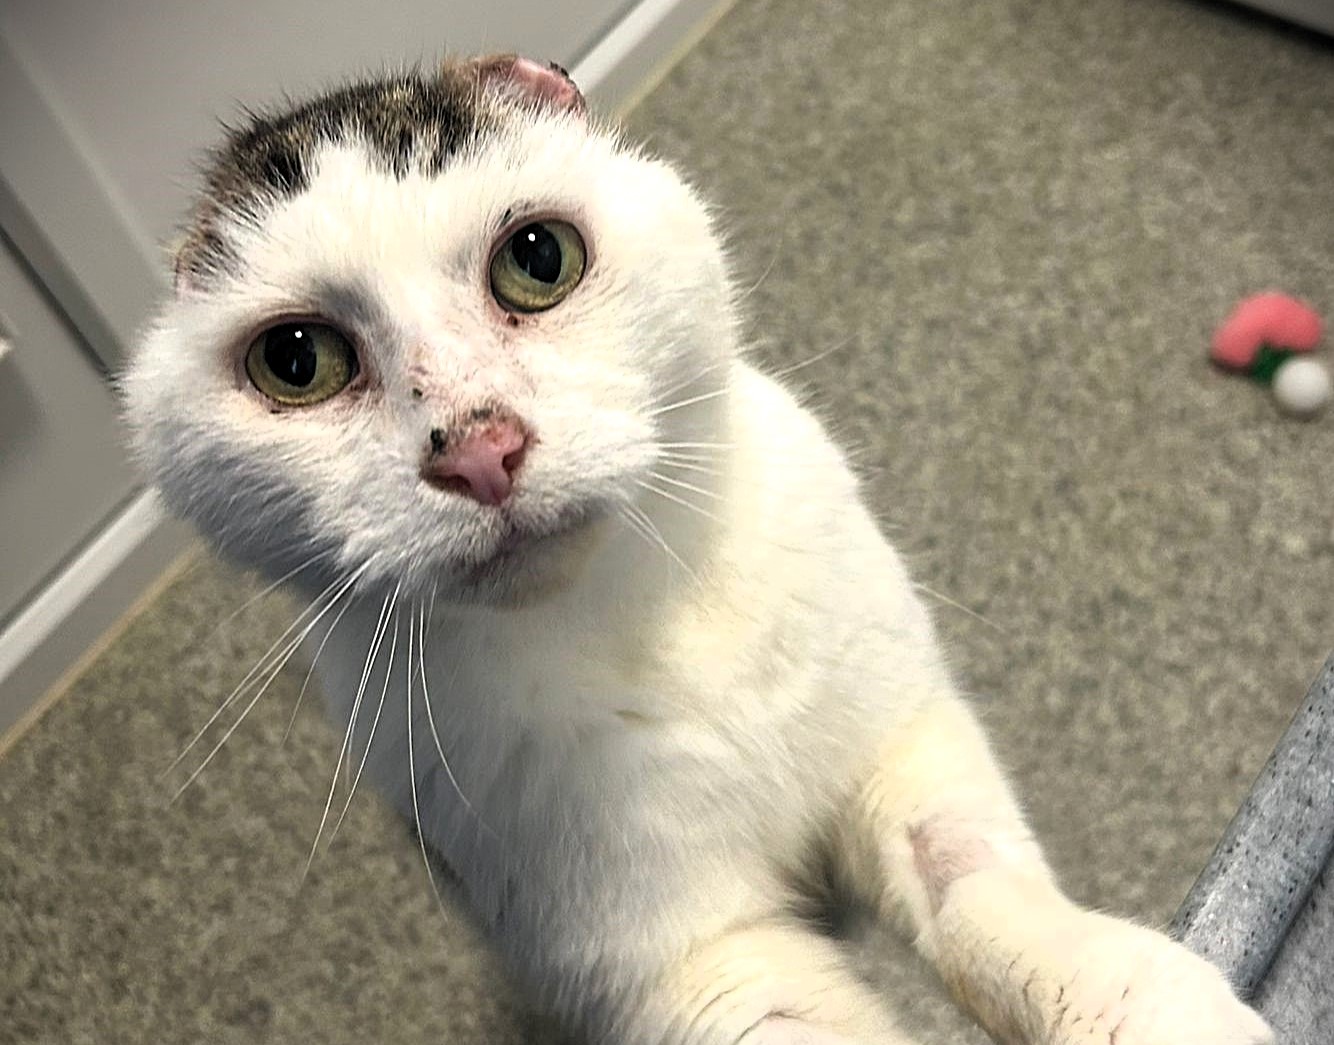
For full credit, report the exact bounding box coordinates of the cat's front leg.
[925,872,1272,1045]
[834,697,1272,1045]
[593,917,914,1045]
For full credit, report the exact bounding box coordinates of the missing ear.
[467,54,586,117]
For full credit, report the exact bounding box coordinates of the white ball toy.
[1272,356,1332,418]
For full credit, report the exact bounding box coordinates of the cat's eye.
[244,321,359,406]
[489,220,586,313]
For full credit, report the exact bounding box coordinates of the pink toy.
[1210,292,1329,417]
[1211,292,1323,371]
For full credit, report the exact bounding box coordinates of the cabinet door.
[0,235,138,627]
[1,0,631,249]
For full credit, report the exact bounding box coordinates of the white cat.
[123,55,1272,1045]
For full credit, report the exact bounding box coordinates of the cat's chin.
[443,507,607,609]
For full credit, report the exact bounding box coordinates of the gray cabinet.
[0,0,641,249]
[0,235,136,625]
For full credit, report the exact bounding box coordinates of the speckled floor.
[3,0,1333,1042]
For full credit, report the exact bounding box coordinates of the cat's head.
[124,56,738,606]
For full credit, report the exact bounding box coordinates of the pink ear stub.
[470,54,586,116]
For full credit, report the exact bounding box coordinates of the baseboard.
[0,0,733,755]
[0,490,197,751]
[576,0,740,115]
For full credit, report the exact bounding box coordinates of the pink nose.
[422,418,529,506]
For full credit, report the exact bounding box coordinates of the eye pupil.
[489,219,585,313]
[246,321,356,406]
[264,324,319,387]
[509,223,562,284]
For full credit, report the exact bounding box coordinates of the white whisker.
[281,594,355,746]
[303,585,395,880]
[734,239,783,302]
[656,446,720,458]
[635,479,725,525]
[408,605,451,920]
[342,582,399,790]
[164,564,365,781]
[617,510,656,560]
[769,339,852,381]
[915,582,1006,633]
[656,459,726,479]
[648,383,731,418]
[647,470,724,502]
[617,503,698,583]
[171,649,299,802]
[656,450,724,467]
[329,601,400,841]
[169,571,363,802]
[651,358,729,410]
[211,551,333,637]
[417,601,495,839]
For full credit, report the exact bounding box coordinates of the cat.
[123,55,1272,1045]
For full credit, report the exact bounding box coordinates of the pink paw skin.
[1210,292,1323,370]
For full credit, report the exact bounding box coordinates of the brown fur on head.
[174,55,586,293]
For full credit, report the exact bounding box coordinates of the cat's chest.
[434,627,749,798]
[414,637,797,943]
[313,599,750,809]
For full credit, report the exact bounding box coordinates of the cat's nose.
[421,416,529,506]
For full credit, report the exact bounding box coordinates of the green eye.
[489,220,586,313]
[245,322,358,406]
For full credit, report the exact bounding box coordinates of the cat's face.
[124,58,736,605]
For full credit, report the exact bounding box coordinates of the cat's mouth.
[492,517,574,559]
[453,502,605,597]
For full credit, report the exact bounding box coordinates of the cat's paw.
[737,1016,873,1045]
[932,872,1271,1045]
[1029,917,1272,1045]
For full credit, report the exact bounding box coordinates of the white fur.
[124,93,1270,1044]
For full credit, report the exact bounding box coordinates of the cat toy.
[1210,292,1328,417]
